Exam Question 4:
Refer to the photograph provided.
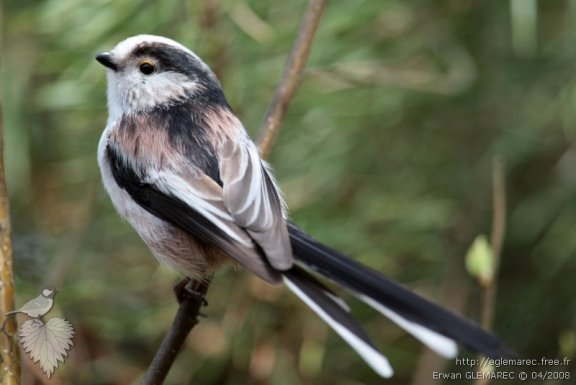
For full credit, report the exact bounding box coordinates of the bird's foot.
[173,278,209,308]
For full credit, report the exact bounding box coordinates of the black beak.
[96,52,119,71]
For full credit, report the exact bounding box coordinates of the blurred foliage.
[2,0,576,384]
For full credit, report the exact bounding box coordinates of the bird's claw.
[173,278,209,306]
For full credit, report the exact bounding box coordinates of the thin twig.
[474,156,506,385]
[481,156,506,330]
[257,0,329,160]
[200,0,228,82]
[141,278,210,385]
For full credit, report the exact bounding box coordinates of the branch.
[481,156,506,330]
[474,156,506,385]
[0,105,21,384]
[257,0,329,160]
[0,0,20,367]
[141,278,210,385]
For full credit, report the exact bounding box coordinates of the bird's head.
[96,35,222,120]
[41,287,57,299]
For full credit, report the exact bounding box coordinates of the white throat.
[105,70,198,123]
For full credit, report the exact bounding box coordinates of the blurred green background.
[2,0,576,384]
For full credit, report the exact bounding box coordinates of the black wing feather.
[107,145,230,247]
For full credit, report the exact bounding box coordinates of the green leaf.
[465,235,495,286]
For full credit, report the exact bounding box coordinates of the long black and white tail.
[283,267,394,377]
[283,222,511,377]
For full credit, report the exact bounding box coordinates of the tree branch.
[0,0,21,366]
[257,0,329,160]
[0,105,22,384]
[141,278,210,385]
[1,6,22,382]
[474,156,506,385]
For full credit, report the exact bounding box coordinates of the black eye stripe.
[133,43,204,79]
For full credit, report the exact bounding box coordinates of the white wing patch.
[220,140,277,229]
[220,138,293,270]
[154,169,254,247]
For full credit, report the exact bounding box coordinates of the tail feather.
[288,222,512,359]
[283,267,394,378]
[359,294,458,358]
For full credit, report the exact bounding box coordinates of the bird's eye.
[139,61,155,75]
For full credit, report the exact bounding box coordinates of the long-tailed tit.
[95,35,510,378]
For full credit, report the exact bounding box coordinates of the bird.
[95,35,510,378]
[5,287,57,319]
